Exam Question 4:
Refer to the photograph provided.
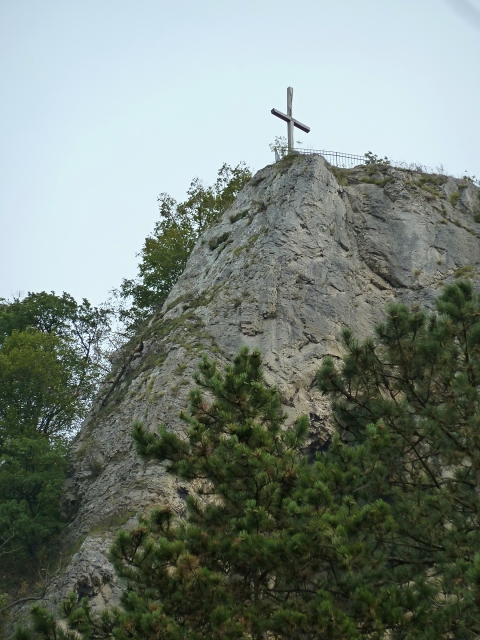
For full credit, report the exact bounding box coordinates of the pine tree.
[19,349,392,639]
[316,279,480,637]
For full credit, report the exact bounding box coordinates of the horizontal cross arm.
[271,108,290,123]
[271,108,310,134]
[293,119,310,134]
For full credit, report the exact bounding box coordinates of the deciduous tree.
[0,436,67,559]
[119,162,252,320]
[0,292,112,567]
[0,330,85,443]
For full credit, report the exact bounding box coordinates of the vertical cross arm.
[287,87,294,150]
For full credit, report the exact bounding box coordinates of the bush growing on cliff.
[19,281,480,639]
[118,162,252,323]
[364,151,390,165]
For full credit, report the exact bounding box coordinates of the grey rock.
[34,154,480,614]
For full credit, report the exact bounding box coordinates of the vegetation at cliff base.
[0,292,113,615]
[118,162,252,324]
[17,280,480,639]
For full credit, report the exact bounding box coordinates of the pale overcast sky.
[1,0,479,306]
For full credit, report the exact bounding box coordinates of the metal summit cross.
[271,87,310,152]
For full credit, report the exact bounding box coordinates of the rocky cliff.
[45,154,480,612]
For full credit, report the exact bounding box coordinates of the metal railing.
[292,148,366,168]
[272,149,476,182]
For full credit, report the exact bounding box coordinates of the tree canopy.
[315,279,480,637]
[119,162,252,320]
[0,292,112,568]
[18,281,480,639]
[0,330,83,443]
[0,436,67,559]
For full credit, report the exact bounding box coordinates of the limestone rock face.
[47,155,480,611]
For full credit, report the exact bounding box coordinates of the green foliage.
[455,265,475,279]
[0,291,77,339]
[0,291,113,409]
[19,282,480,638]
[419,183,440,198]
[0,330,85,442]
[330,166,349,186]
[450,190,461,206]
[0,291,112,585]
[417,174,445,187]
[474,190,480,223]
[360,175,392,187]
[462,174,479,186]
[269,135,289,159]
[208,231,231,251]
[119,162,252,319]
[317,280,480,637]
[0,436,67,558]
[229,209,249,224]
[364,151,390,165]
[415,175,446,200]
[18,350,391,639]
[273,152,299,173]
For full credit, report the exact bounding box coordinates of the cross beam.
[271,87,310,151]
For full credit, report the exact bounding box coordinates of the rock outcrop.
[45,154,480,612]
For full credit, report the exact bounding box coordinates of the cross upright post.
[271,87,310,152]
[287,86,294,151]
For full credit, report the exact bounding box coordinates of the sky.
[1,0,480,306]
